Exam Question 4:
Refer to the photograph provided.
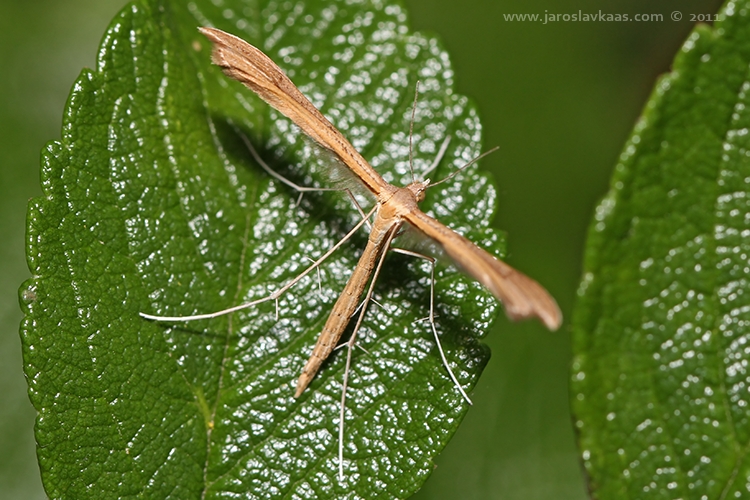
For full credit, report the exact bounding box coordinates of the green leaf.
[21,0,503,497]
[572,1,750,498]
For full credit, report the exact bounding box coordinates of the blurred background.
[0,0,724,498]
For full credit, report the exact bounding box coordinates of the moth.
[142,26,561,478]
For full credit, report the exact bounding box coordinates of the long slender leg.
[239,132,371,225]
[391,247,472,405]
[238,132,340,205]
[141,130,379,323]
[140,204,377,322]
[335,241,472,480]
[337,225,399,481]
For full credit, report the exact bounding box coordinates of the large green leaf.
[21,0,504,497]
[572,1,750,498]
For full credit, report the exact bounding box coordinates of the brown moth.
[195,28,561,388]
[142,26,562,479]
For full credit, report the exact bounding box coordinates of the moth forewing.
[404,209,562,330]
[199,27,390,197]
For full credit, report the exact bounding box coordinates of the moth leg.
[238,131,342,205]
[392,247,473,405]
[239,130,374,231]
[337,226,399,481]
[140,205,377,322]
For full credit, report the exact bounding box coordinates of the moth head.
[408,179,431,203]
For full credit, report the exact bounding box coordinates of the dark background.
[0,0,724,498]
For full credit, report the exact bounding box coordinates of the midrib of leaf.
[200,207,254,494]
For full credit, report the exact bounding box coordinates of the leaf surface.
[21,0,502,497]
[572,1,750,498]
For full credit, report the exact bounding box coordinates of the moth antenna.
[421,135,452,179]
[408,81,420,184]
[428,146,500,189]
